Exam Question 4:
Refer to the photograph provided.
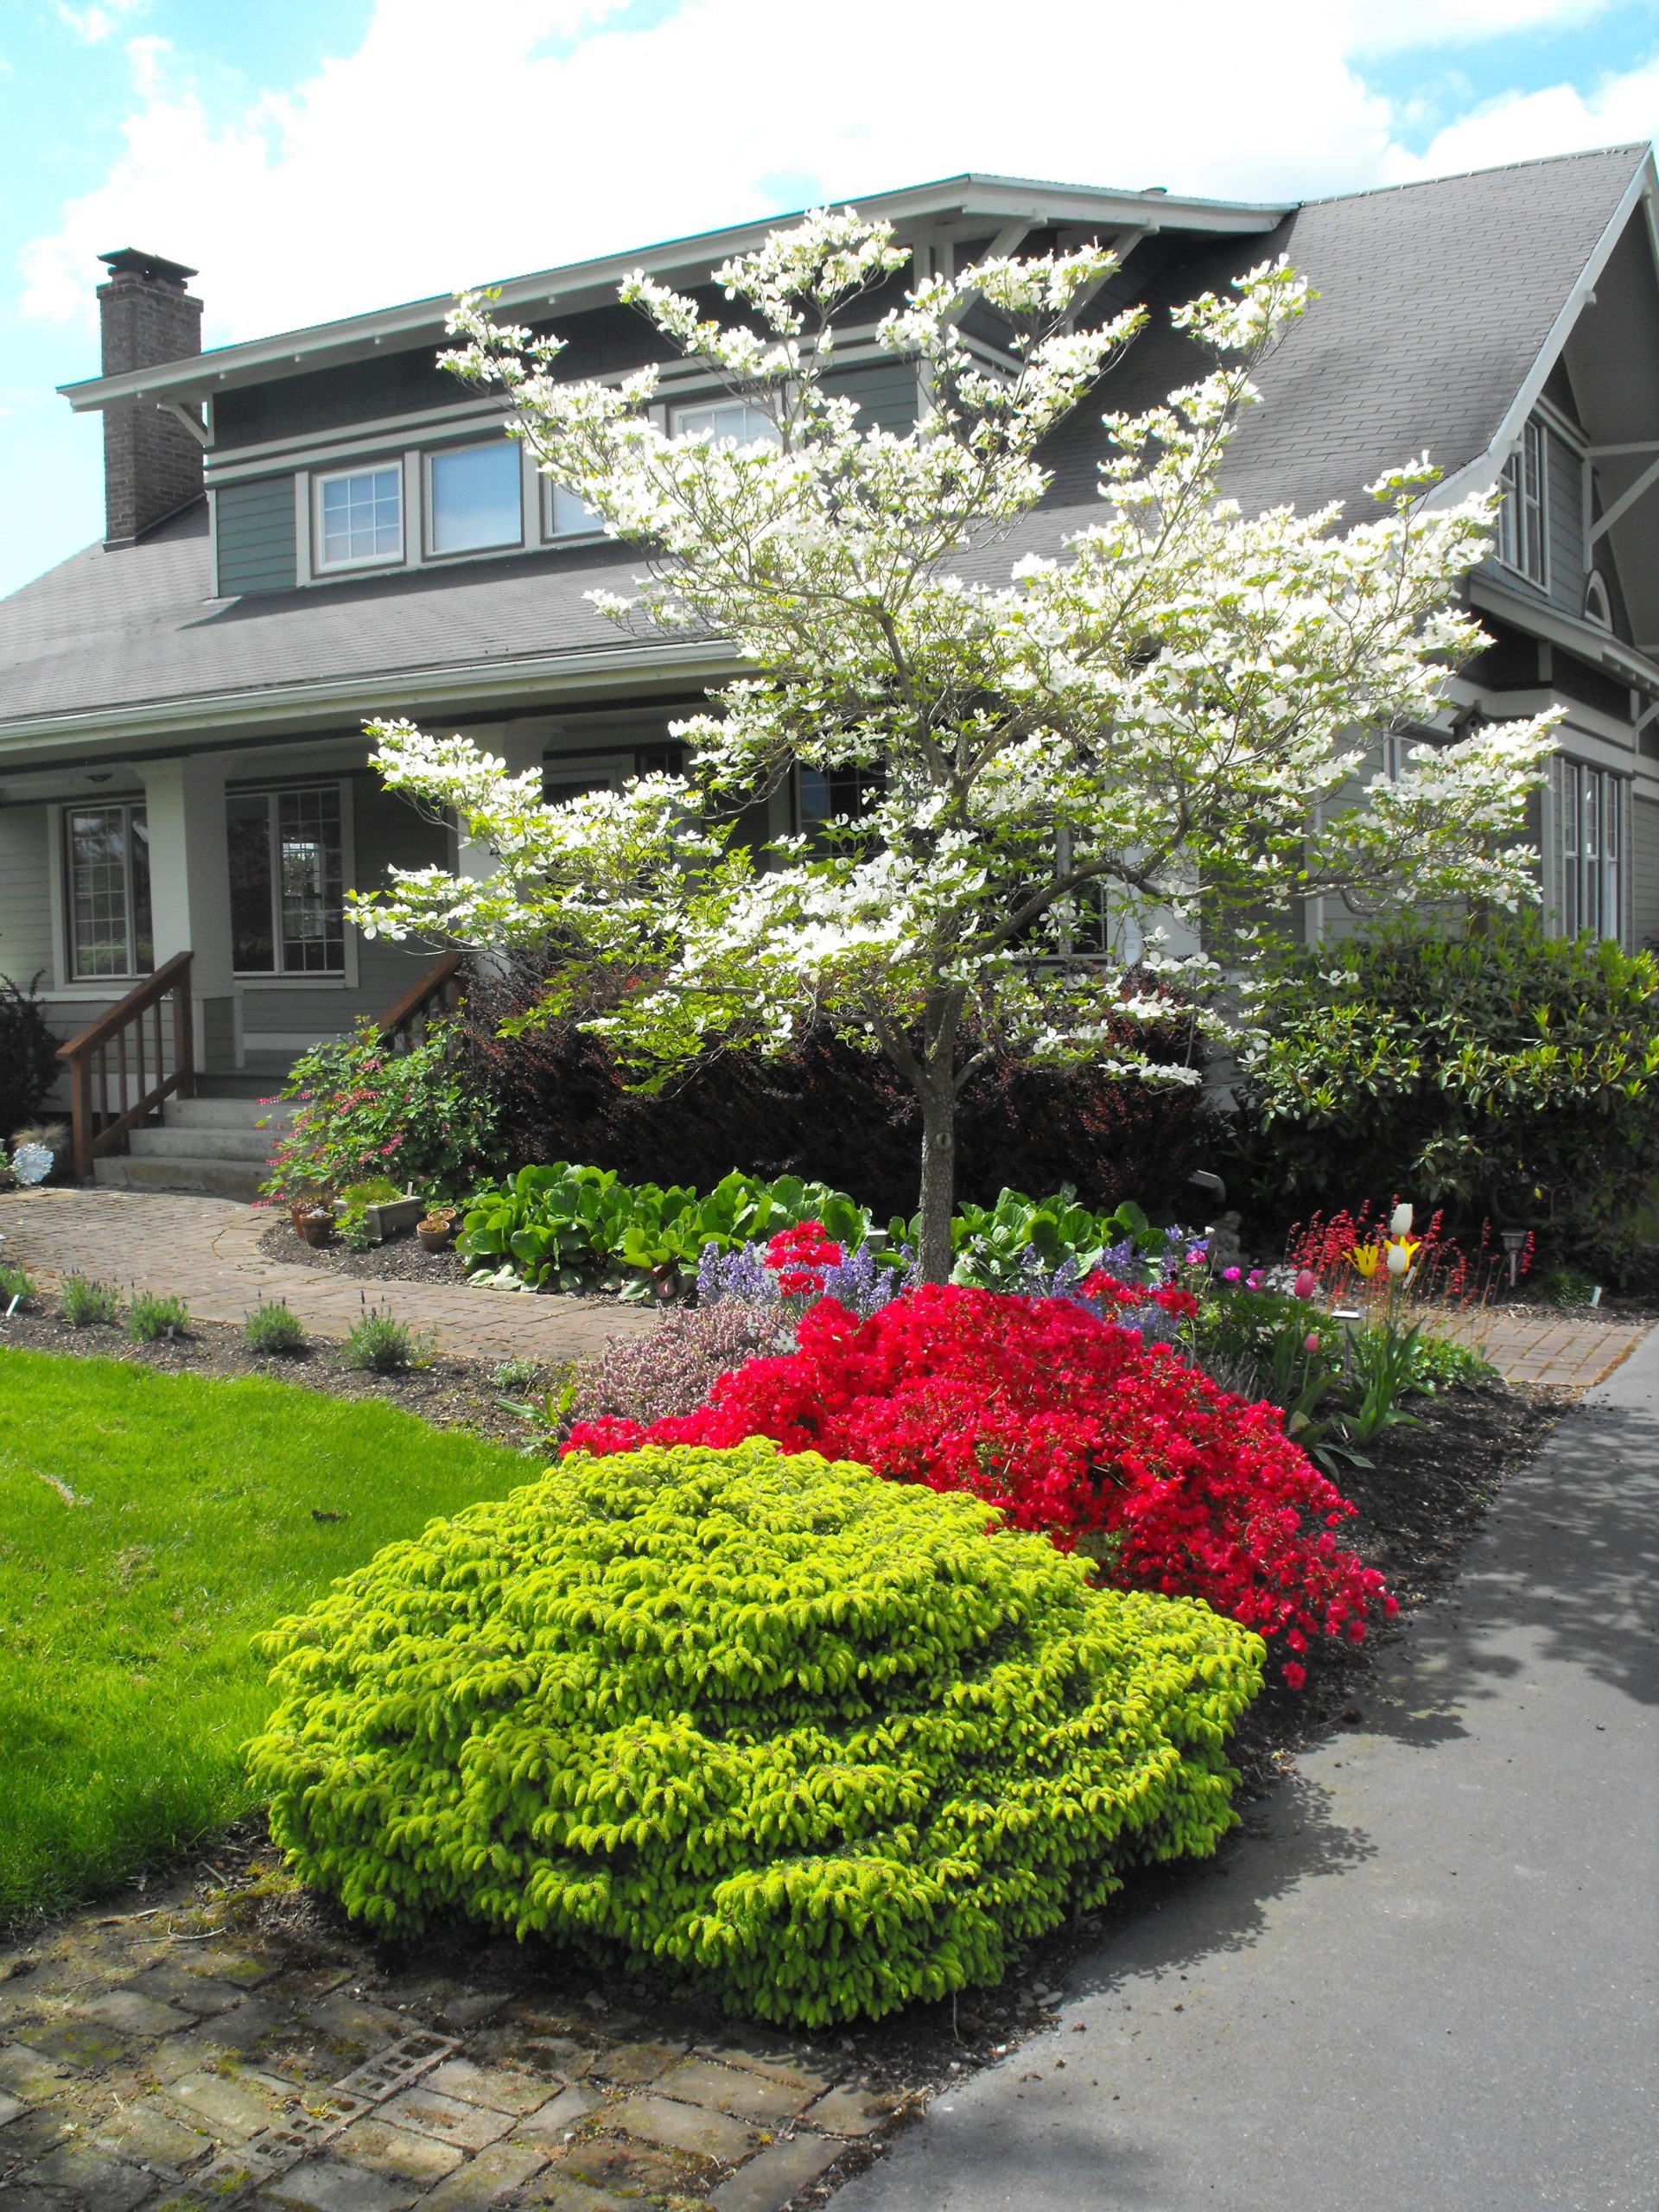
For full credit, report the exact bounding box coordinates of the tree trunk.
[917,1077,957,1284]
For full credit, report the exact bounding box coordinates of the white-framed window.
[547,481,603,540]
[226,784,346,975]
[429,440,522,556]
[66,802,152,981]
[315,463,403,569]
[1496,419,1548,587]
[670,397,779,445]
[1554,757,1624,944]
[1584,569,1612,630]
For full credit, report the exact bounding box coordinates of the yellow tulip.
[1348,1243,1383,1279]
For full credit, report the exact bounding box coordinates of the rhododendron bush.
[568,1286,1393,1681]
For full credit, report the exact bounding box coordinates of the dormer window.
[315,464,402,569]
[671,397,779,445]
[429,440,522,555]
[1496,420,1548,587]
[548,482,603,539]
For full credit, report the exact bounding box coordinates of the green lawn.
[0,1349,537,1923]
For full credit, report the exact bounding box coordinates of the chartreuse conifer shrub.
[250,1441,1263,2026]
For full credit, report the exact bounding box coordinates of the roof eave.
[57,175,1288,413]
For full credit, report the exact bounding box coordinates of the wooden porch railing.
[377,950,463,1053]
[59,950,195,1184]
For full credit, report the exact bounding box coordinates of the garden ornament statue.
[11,1141,53,1186]
[1206,1211,1245,1277]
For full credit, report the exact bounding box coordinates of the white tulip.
[1386,1242,1412,1276]
[1390,1204,1414,1236]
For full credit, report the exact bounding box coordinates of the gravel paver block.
[330,2115,466,2186]
[423,2056,557,2116]
[13,2019,134,2071]
[525,2171,642,2211]
[804,2082,906,2138]
[21,2140,157,2209]
[0,2087,27,2126]
[659,2056,815,2123]
[178,1945,280,1988]
[92,2098,215,2169]
[119,1965,252,2017]
[702,2045,834,2095]
[586,2038,687,2087]
[73,1990,199,2038]
[262,2154,422,2212]
[378,2082,516,2149]
[182,1993,289,2055]
[711,2132,848,2212]
[415,2140,549,2209]
[561,2136,711,2197]
[163,2065,291,2139]
[508,2082,595,2144]
[607,2089,758,2161]
[0,2042,69,2101]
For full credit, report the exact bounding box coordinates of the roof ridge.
[1300,141,1650,209]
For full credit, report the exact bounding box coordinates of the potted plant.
[416,1205,460,1253]
[298,1204,337,1248]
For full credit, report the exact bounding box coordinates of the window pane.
[67,804,131,979]
[430,442,521,554]
[320,467,401,563]
[277,787,344,972]
[227,791,276,973]
[672,399,779,445]
[550,481,601,537]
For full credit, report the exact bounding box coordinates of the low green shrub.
[127,1293,190,1343]
[0,1262,39,1310]
[60,1276,120,1327]
[262,1018,499,1208]
[340,1304,429,1374]
[250,1441,1263,2025]
[0,972,60,1146]
[245,1301,307,1355]
[1406,1333,1497,1392]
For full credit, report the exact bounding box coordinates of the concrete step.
[129,1126,276,1162]
[164,1096,294,1130]
[93,1154,266,1202]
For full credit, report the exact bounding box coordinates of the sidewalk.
[0,1188,651,1365]
[836,1329,1659,2212]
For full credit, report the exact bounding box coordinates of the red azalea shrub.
[566,1284,1393,1683]
[765,1220,844,1297]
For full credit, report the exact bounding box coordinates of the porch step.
[93,1154,268,1202]
[88,1090,295,1202]
[128,1126,275,1162]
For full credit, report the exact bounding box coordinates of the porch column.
[140,757,239,1071]
[453,726,548,885]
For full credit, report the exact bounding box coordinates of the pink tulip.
[1294,1268,1318,1300]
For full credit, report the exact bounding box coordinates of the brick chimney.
[96,247,204,545]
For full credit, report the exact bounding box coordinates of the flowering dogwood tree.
[352,211,1557,1281]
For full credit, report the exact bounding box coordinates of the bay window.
[66,802,152,981]
[227,785,346,975]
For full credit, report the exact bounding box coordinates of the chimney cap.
[98,247,198,285]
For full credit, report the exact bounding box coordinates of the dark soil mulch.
[0,1322,1575,2204]
[257,1214,471,1286]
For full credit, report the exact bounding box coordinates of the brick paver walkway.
[1424,1304,1649,1389]
[0,1190,652,1365]
[0,1843,898,2211]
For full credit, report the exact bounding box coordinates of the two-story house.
[2,143,1656,1192]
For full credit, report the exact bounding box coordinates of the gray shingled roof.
[0,143,1647,739]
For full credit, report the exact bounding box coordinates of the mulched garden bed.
[0,1316,1573,2209]
[257,1213,472,1286]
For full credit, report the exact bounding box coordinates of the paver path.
[836,1325,1659,2211]
[1428,1301,1647,1389]
[0,1189,652,1364]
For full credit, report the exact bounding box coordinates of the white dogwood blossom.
[352,211,1557,1278]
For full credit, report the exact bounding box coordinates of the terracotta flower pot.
[416,1222,454,1253]
[299,1210,336,1248]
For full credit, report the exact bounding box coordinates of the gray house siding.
[215,475,296,596]
[1545,426,1586,617]
[819,359,919,435]
[0,804,54,986]
[1634,791,1659,950]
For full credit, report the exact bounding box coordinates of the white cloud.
[1386,54,1659,179]
[16,0,1658,350]
[54,0,150,44]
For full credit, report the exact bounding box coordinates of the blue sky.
[2,0,1656,603]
